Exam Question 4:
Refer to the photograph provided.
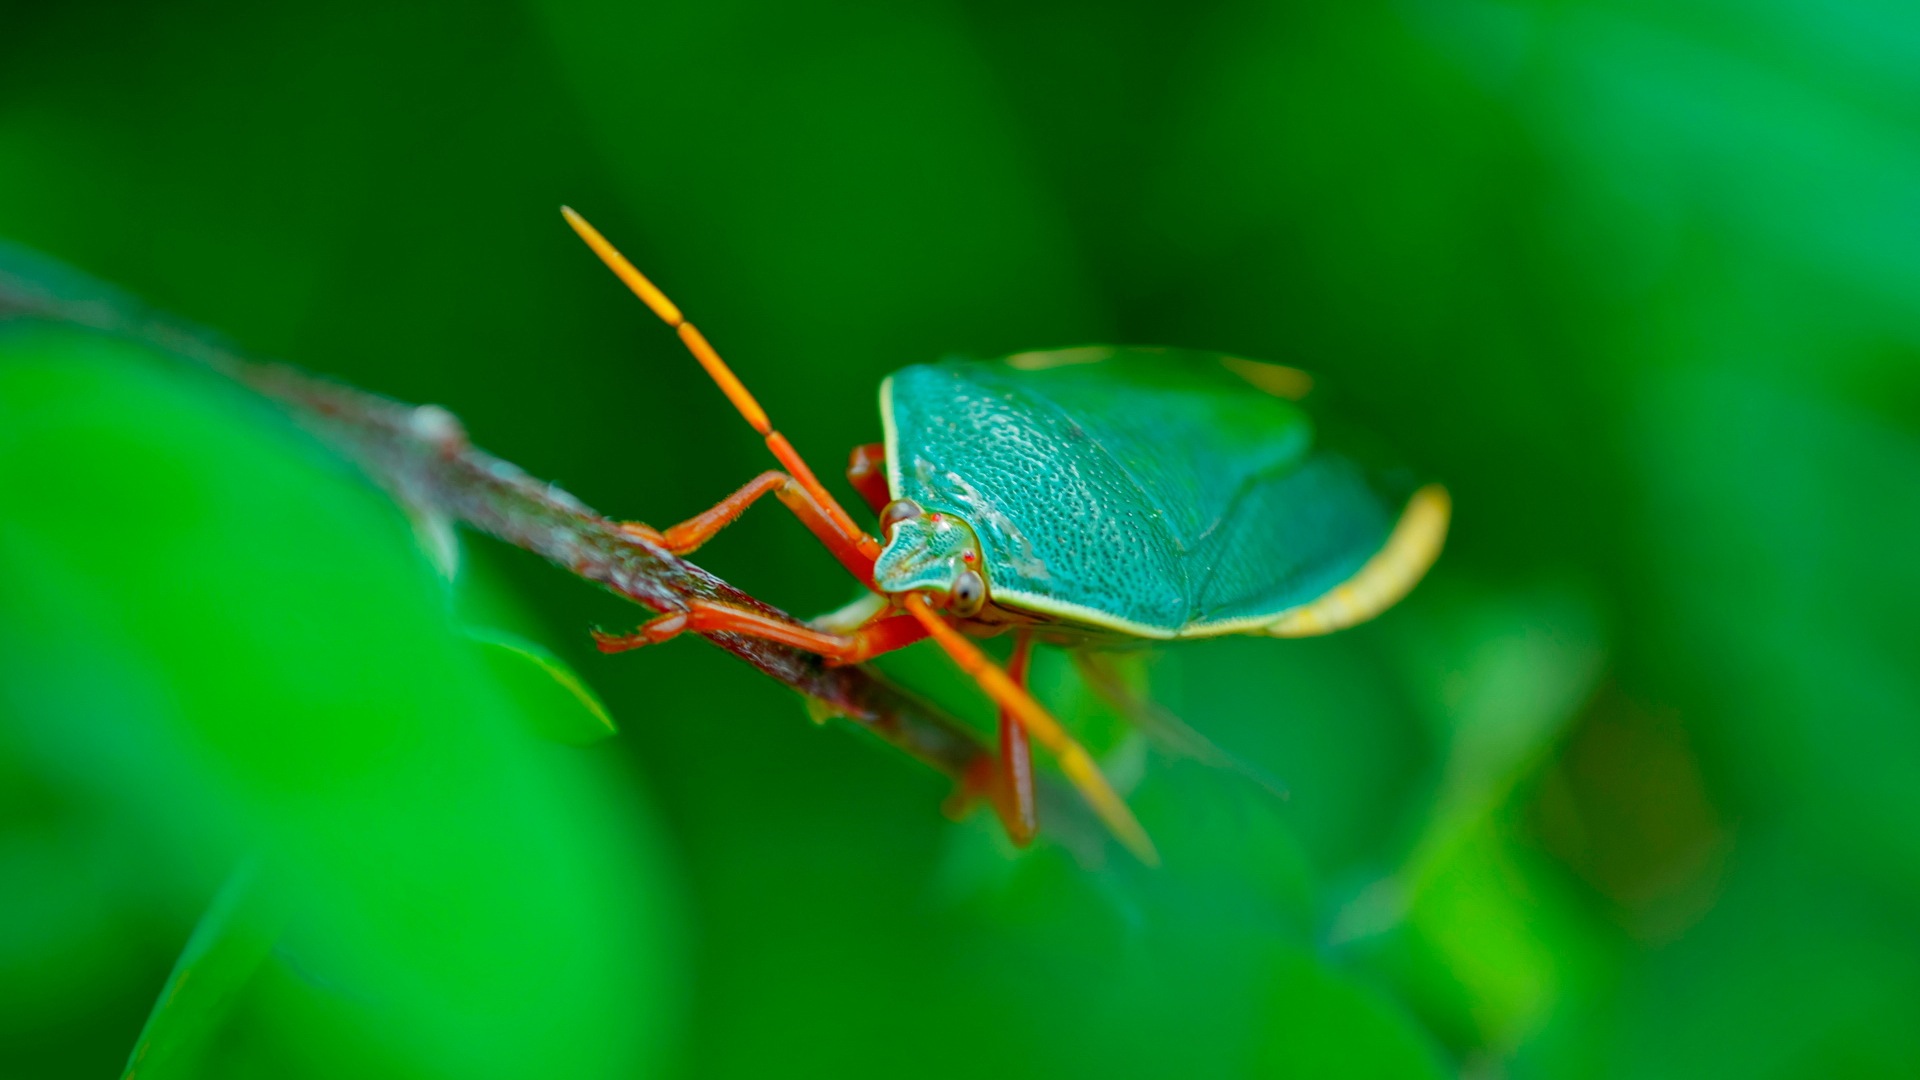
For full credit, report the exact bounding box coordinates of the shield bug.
[564,209,1449,864]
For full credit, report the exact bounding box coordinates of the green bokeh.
[4,0,1918,1076]
[0,326,680,1077]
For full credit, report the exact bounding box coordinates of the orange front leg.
[618,470,878,590]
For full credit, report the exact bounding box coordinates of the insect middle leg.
[600,597,1155,861]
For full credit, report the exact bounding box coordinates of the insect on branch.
[0,261,1108,861]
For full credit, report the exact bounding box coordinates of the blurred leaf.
[0,323,682,1077]
[465,627,619,745]
[1259,949,1450,1079]
[1619,830,1920,1078]
[1396,577,1608,896]
[1320,579,1609,1061]
[121,859,281,1080]
[1636,369,1920,888]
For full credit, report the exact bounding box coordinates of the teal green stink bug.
[564,209,1449,864]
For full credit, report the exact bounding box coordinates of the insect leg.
[844,442,891,516]
[592,600,928,662]
[617,471,787,553]
[590,609,697,653]
[902,596,1158,865]
[563,208,882,566]
[975,628,1038,846]
[618,470,877,587]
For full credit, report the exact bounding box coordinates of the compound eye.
[950,569,986,617]
[880,499,923,534]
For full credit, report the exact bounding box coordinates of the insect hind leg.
[903,596,1158,865]
[955,628,1039,846]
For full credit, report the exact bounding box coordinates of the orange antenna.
[562,207,879,561]
[903,595,1160,865]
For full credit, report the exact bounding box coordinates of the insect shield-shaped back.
[874,501,987,616]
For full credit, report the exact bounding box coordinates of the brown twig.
[0,248,1105,860]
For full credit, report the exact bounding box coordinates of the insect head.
[873,499,988,616]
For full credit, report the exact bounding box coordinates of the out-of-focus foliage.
[0,326,679,1077]
[2,0,1917,1076]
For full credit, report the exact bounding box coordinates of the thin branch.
[0,251,1105,860]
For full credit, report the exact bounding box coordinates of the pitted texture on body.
[883,349,1412,636]
[887,361,1186,628]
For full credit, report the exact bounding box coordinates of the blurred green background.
[4,0,1919,1075]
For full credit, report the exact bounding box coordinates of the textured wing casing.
[882,348,1419,637]
[1182,453,1398,628]
[884,361,1191,631]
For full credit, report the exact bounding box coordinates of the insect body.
[563,210,1448,864]
[874,348,1449,643]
